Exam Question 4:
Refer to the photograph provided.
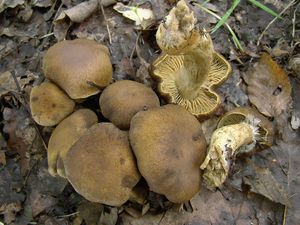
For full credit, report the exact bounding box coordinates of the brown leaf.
[272,140,300,225]
[53,0,99,41]
[0,0,24,13]
[120,187,281,225]
[244,52,292,117]
[243,164,291,207]
[30,190,58,217]
[0,202,22,224]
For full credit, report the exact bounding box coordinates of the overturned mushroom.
[30,81,75,126]
[200,107,274,188]
[129,104,207,203]
[151,0,231,118]
[99,80,160,129]
[43,39,112,99]
[47,109,98,177]
[65,123,141,206]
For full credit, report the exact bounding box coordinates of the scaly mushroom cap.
[43,39,113,99]
[99,80,160,130]
[129,104,206,203]
[217,107,274,149]
[65,123,141,206]
[152,0,231,118]
[47,109,98,177]
[30,81,75,126]
[152,53,231,117]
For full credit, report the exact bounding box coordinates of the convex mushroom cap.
[99,80,160,129]
[47,109,98,177]
[65,123,141,206]
[129,104,207,203]
[200,107,274,188]
[152,0,231,118]
[43,39,113,99]
[30,81,75,126]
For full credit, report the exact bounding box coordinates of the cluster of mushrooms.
[29,0,274,207]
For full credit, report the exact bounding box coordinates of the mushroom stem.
[177,38,214,99]
[200,122,257,188]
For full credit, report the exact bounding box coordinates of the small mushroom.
[129,104,207,203]
[47,109,98,177]
[64,123,141,206]
[152,0,231,118]
[30,81,75,126]
[43,39,113,99]
[200,107,274,188]
[99,80,160,129]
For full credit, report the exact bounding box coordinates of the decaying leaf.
[0,0,24,13]
[0,71,33,97]
[0,202,22,224]
[113,3,155,30]
[244,52,292,117]
[120,187,281,225]
[78,201,103,225]
[54,0,99,41]
[243,164,291,207]
[272,141,300,225]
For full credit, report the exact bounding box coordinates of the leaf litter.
[0,0,300,224]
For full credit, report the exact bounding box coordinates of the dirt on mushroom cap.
[43,39,113,99]
[64,123,141,206]
[129,104,207,203]
[30,81,75,126]
[99,80,160,130]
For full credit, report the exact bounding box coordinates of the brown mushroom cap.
[43,39,113,99]
[47,109,98,177]
[217,107,274,149]
[65,123,141,206]
[129,104,207,203]
[30,81,75,126]
[99,80,160,129]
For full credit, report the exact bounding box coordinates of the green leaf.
[211,0,241,33]
[248,0,282,19]
[192,2,244,51]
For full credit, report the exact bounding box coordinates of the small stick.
[100,0,112,44]
[257,0,297,46]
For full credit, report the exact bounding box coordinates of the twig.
[292,2,300,46]
[100,0,112,44]
[130,31,141,62]
[58,211,79,218]
[256,0,297,46]
[10,70,22,93]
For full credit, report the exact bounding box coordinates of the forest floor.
[0,0,300,225]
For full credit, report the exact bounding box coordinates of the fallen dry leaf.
[0,202,22,224]
[244,52,292,117]
[113,3,155,30]
[0,0,24,13]
[272,140,300,225]
[120,187,281,225]
[243,163,291,207]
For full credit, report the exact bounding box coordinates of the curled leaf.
[113,3,155,30]
[244,53,292,117]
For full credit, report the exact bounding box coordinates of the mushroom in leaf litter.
[43,39,113,99]
[129,104,207,203]
[30,81,75,126]
[99,80,160,130]
[200,107,274,188]
[152,0,231,118]
[65,123,141,206]
[47,109,98,177]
